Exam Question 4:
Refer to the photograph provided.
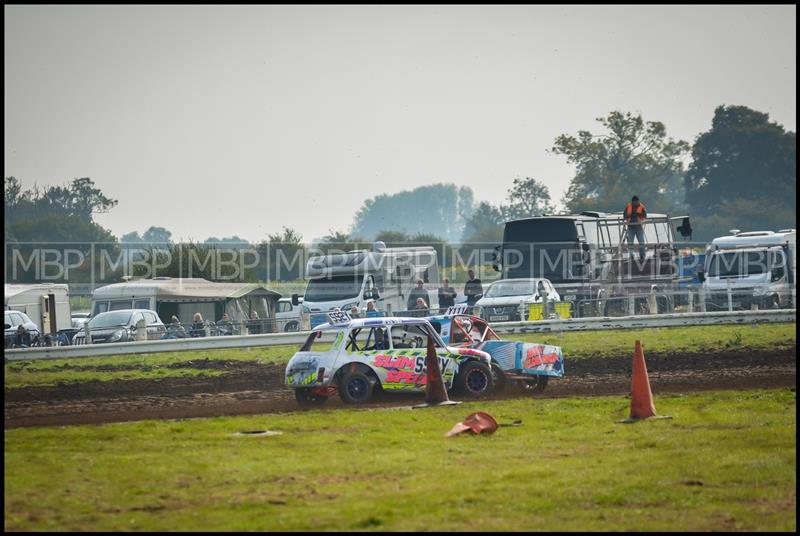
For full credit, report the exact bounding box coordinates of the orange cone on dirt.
[413,335,460,408]
[629,339,657,419]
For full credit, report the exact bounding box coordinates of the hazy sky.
[4,5,796,243]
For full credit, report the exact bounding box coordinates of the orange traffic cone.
[629,339,657,419]
[412,335,461,408]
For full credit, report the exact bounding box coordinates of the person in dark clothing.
[464,269,483,306]
[437,278,457,310]
[217,313,235,336]
[14,325,32,347]
[189,312,206,338]
[412,297,430,317]
[247,311,264,335]
[623,195,648,260]
[406,279,431,312]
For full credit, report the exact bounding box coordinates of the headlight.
[752,287,767,296]
[341,303,357,312]
[109,329,127,342]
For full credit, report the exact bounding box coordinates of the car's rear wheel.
[453,361,493,398]
[294,388,328,407]
[339,371,374,404]
[490,363,508,393]
[519,375,549,395]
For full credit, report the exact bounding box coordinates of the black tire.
[519,375,549,395]
[453,361,493,398]
[284,321,300,332]
[339,370,374,404]
[294,388,328,407]
[490,362,508,393]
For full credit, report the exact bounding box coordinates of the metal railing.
[5,308,795,361]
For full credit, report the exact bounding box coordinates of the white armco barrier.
[4,309,795,362]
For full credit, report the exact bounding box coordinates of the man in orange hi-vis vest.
[623,195,648,260]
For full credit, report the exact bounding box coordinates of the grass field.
[4,389,795,531]
[5,322,795,389]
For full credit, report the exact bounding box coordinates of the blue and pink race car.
[426,311,564,393]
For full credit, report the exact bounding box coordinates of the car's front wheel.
[453,361,493,398]
[339,370,374,404]
[294,388,328,407]
[284,321,300,332]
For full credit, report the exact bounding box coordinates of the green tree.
[685,105,796,237]
[350,183,475,242]
[501,177,554,220]
[461,202,504,243]
[552,111,690,214]
[142,226,173,245]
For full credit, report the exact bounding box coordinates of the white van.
[700,229,796,309]
[276,297,303,332]
[302,241,440,328]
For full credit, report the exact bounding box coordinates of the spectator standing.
[623,195,648,260]
[350,305,361,319]
[464,269,484,306]
[437,278,457,310]
[407,279,431,312]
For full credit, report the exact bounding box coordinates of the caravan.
[301,241,440,328]
[4,283,71,335]
[700,229,796,310]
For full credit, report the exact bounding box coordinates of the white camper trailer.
[700,229,796,310]
[4,283,71,334]
[302,242,440,328]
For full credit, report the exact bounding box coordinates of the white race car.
[285,314,494,406]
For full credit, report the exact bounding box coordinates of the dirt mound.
[5,349,796,429]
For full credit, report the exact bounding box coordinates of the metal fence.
[5,308,795,361]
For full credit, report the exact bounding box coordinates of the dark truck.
[491,211,693,317]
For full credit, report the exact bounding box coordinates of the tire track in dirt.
[5,349,796,429]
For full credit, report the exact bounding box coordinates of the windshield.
[707,250,780,277]
[89,311,133,328]
[304,275,363,302]
[485,281,540,298]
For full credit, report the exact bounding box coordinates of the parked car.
[285,314,494,406]
[276,297,303,332]
[71,311,92,329]
[4,310,41,348]
[72,309,166,344]
[474,278,561,322]
[426,311,564,393]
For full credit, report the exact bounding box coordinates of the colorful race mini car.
[426,311,564,394]
[285,314,494,406]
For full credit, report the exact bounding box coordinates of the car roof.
[94,309,159,316]
[313,316,435,331]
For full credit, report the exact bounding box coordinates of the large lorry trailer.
[699,229,796,310]
[491,212,693,316]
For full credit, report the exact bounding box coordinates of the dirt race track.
[5,349,796,429]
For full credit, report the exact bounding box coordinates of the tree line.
[5,103,796,285]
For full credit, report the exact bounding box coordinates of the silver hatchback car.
[72,309,166,344]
